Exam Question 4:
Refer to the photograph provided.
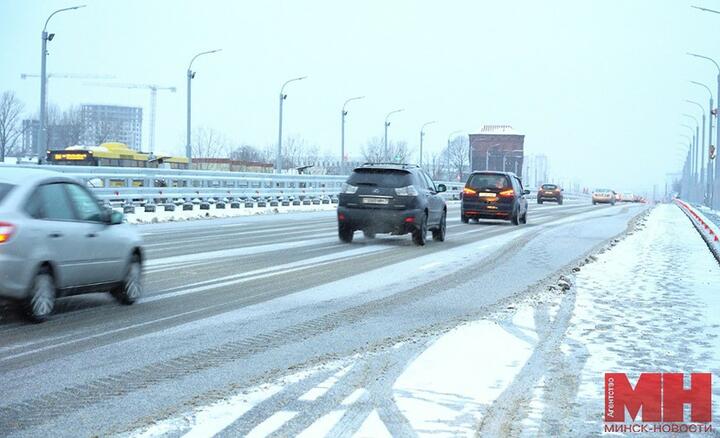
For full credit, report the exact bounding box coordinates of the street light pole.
[688,55,720,205]
[681,125,697,200]
[419,120,437,167]
[186,49,221,165]
[683,113,703,194]
[341,96,364,169]
[383,109,403,162]
[276,76,307,173]
[38,5,86,163]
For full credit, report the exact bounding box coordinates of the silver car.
[0,168,144,322]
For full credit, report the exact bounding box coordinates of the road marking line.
[245,411,298,438]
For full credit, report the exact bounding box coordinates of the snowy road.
[0,199,648,437]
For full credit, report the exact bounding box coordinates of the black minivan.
[461,171,529,225]
[337,163,447,246]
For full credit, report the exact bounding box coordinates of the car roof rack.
[359,162,420,169]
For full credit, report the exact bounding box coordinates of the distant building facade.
[192,158,274,173]
[22,118,83,153]
[81,104,143,150]
[469,125,525,175]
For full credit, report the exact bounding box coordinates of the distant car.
[0,168,144,322]
[592,189,616,205]
[614,191,622,202]
[461,171,529,225]
[621,192,635,202]
[337,163,447,246]
[537,183,563,204]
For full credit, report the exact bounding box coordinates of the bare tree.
[426,151,444,180]
[281,135,318,169]
[0,91,25,161]
[361,136,411,163]
[445,136,469,181]
[54,106,85,148]
[192,127,230,169]
[230,144,266,163]
[93,119,123,145]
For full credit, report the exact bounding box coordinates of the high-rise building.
[469,125,525,174]
[81,104,142,150]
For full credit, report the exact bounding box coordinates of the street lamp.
[276,76,307,173]
[38,5,86,162]
[419,120,437,167]
[341,96,364,167]
[384,109,404,161]
[683,113,702,191]
[186,49,221,164]
[691,5,720,14]
[688,53,720,207]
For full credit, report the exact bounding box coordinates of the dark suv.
[461,171,529,225]
[337,163,447,246]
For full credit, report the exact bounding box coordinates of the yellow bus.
[46,142,189,170]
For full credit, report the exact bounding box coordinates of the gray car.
[0,167,144,322]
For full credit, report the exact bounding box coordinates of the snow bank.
[675,199,720,260]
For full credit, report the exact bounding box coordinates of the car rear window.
[467,173,511,190]
[0,183,15,205]
[347,169,413,188]
[541,184,557,190]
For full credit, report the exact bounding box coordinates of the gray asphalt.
[0,199,647,437]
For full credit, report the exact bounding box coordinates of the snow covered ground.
[124,204,719,437]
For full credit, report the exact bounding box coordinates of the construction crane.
[84,82,176,154]
[21,73,115,108]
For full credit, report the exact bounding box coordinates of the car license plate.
[362,197,389,205]
[477,192,496,197]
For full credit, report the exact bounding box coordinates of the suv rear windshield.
[541,184,557,190]
[467,173,511,190]
[0,183,15,205]
[348,169,413,188]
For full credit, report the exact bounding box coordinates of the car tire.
[461,214,469,224]
[339,224,354,243]
[111,255,143,305]
[558,199,563,205]
[521,211,527,224]
[25,267,56,323]
[511,208,520,226]
[363,230,376,239]
[537,199,543,204]
[432,211,447,242]
[412,213,428,246]
[592,201,597,205]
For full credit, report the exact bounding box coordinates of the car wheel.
[26,267,56,323]
[558,199,563,205]
[521,211,527,224]
[592,201,597,205]
[461,214,469,224]
[432,211,447,242]
[112,255,143,305]
[412,213,428,246]
[511,208,520,225]
[363,230,376,239]
[339,224,354,243]
[537,199,543,204]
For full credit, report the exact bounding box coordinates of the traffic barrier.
[164,203,176,212]
[675,199,720,262]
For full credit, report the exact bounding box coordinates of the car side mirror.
[106,210,124,225]
[523,189,530,195]
[436,183,447,193]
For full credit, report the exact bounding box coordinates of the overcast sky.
[1,1,718,193]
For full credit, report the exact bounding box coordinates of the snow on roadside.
[515,204,720,436]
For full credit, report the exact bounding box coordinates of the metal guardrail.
[0,163,464,203]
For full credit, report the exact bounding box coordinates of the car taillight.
[395,185,419,196]
[0,222,15,244]
[341,183,358,194]
[463,187,477,196]
[498,189,515,198]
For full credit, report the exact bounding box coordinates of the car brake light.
[463,187,477,196]
[404,217,415,223]
[498,189,514,197]
[0,222,15,244]
[341,183,358,194]
[395,185,419,196]
[338,213,346,221]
